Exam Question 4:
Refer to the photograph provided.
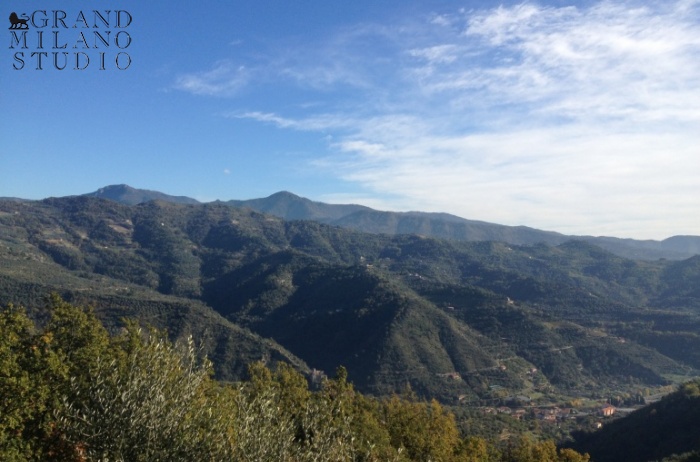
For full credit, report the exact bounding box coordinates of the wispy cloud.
[173,60,251,97]
[230,111,367,136]
[176,1,700,238]
[448,1,700,125]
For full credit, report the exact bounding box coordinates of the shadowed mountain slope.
[569,380,700,462]
[1,196,699,402]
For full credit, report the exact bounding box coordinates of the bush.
[57,326,235,461]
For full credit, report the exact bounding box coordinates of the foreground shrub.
[57,326,236,461]
[2,296,592,462]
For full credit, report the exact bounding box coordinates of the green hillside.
[1,196,699,403]
[222,189,700,260]
[83,185,700,260]
[569,380,700,462]
[1,298,594,461]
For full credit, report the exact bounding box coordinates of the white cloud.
[323,122,699,237]
[408,44,460,64]
[178,0,700,238]
[448,1,700,125]
[173,60,250,97]
[232,111,359,132]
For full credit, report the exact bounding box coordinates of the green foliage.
[232,371,359,461]
[1,297,234,461]
[57,326,235,461]
[0,297,119,461]
[502,437,590,462]
[2,196,700,412]
[1,296,594,462]
[44,294,111,378]
[0,304,65,460]
[571,379,700,462]
[383,395,460,461]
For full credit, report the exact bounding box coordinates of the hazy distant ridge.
[225,190,700,260]
[79,185,698,260]
[225,191,371,221]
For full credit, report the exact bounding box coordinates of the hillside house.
[437,372,462,380]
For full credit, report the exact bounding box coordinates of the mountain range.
[2,188,700,406]
[85,184,700,260]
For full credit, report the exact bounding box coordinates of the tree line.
[1,294,590,462]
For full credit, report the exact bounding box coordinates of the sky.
[1,0,699,240]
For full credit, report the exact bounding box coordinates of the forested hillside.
[88,185,700,260]
[569,380,700,462]
[1,297,593,461]
[1,196,699,405]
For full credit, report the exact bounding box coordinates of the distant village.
[478,403,622,429]
[432,365,673,430]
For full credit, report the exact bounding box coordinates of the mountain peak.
[268,191,302,199]
[226,191,370,222]
[265,191,306,203]
[74,185,699,260]
[95,184,135,194]
[84,184,199,206]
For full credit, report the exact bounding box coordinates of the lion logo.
[9,12,29,29]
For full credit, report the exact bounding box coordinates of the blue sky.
[2,0,699,239]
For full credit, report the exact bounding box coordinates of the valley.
[1,192,698,411]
